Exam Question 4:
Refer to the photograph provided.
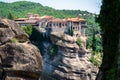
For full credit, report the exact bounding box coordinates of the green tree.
[49,45,58,59]
[92,29,96,51]
[29,27,46,55]
[86,36,92,49]
[8,12,14,20]
[76,38,81,46]
[96,0,120,80]
[95,35,102,53]
[87,35,102,53]
[69,27,74,36]
[22,24,32,36]
[86,24,101,52]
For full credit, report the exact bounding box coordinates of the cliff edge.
[0,18,42,80]
[42,32,98,80]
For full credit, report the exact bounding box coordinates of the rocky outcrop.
[0,18,42,80]
[43,32,98,80]
[0,18,28,44]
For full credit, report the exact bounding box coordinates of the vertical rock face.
[0,18,42,80]
[43,33,98,80]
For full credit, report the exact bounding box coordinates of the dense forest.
[0,1,94,18]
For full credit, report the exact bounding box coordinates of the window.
[65,24,67,26]
[54,23,55,26]
[59,23,61,28]
[73,27,75,29]
[62,24,64,26]
[81,21,86,24]
[49,23,52,27]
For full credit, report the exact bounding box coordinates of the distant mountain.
[0,1,95,19]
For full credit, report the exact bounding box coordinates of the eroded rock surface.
[0,18,42,80]
[43,32,98,80]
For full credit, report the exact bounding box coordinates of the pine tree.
[69,27,74,36]
[92,29,96,51]
[96,0,120,80]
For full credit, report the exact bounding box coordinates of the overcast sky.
[0,0,102,14]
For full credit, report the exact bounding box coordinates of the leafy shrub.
[11,38,18,43]
[76,38,81,46]
[89,53,102,67]
[92,50,98,55]
[89,56,99,66]
[49,45,58,56]
[49,48,54,55]
[22,24,32,36]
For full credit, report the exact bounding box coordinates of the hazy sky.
[0,0,102,14]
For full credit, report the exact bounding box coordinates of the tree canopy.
[96,0,120,80]
[0,1,93,19]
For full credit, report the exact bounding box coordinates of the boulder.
[51,32,76,44]
[0,43,42,80]
[50,32,79,50]
[0,18,42,80]
[0,19,28,45]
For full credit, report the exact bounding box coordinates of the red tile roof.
[16,19,38,24]
[66,17,85,22]
[14,18,27,21]
[15,14,86,25]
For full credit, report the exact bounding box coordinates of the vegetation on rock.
[49,45,58,59]
[89,51,102,67]
[0,18,42,80]
[22,24,32,36]
[76,38,81,46]
[10,37,18,43]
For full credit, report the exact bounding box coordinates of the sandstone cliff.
[0,18,42,80]
[42,32,98,80]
